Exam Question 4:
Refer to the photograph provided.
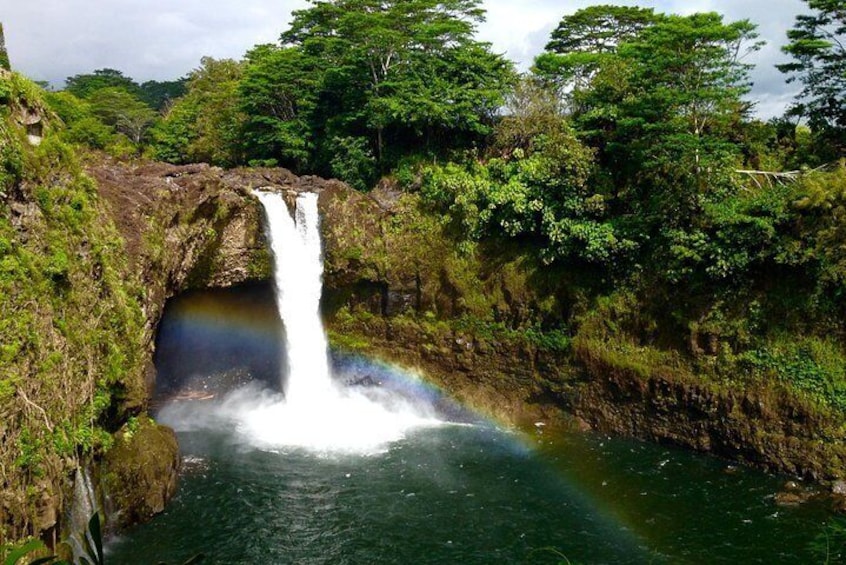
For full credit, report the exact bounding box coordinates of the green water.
[107,394,830,564]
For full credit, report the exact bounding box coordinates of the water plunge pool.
[110,193,833,563]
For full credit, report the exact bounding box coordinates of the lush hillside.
[0,70,154,549]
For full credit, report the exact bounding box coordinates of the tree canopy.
[65,68,140,99]
[0,23,10,71]
[88,87,158,146]
[260,0,515,182]
[153,57,245,166]
[779,0,846,146]
[534,5,659,101]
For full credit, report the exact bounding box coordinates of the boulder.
[102,417,180,528]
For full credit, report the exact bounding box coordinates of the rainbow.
[154,285,746,561]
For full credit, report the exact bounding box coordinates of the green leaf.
[4,540,48,565]
[82,512,104,565]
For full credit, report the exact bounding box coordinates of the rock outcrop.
[101,417,180,528]
[87,160,361,396]
[571,348,846,481]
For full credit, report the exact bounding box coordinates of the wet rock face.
[569,353,846,482]
[328,314,576,427]
[90,161,266,296]
[102,418,179,528]
[89,162,357,305]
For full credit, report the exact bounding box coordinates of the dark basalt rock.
[102,417,179,529]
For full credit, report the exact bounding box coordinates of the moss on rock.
[0,74,149,547]
[101,417,179,528]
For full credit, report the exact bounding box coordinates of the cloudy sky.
[3,0,807,118]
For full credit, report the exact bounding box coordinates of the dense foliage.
[47,69,184,156]
[236,0,515,186]
[60,0,515,189]
[152,57,245,166]
[1,73,146,548]
[389,4,846,414]
[779,0,846,150]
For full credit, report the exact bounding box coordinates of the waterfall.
[66,467,100,561]
[204,189,443,455]
[254,191,332,403]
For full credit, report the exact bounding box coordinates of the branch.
[17,388,55,433]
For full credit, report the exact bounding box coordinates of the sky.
[2,0,807,119]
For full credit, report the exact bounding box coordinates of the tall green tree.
[778,0,846,148]
[152,58,245,166]
[88,87,157,146]
[533,5,659,107]
[239,45,318,169]
[139,78,187,111]
[575,13,762,224]
[65,68,141,99]
[0,22,10,71]
[277,0,514,176]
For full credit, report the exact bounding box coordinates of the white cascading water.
[255,191,332,403]
[221,190,441,455]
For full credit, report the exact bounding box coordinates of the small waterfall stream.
[66,467,100,560]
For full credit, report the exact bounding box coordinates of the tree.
[493,76,567,154]
[239,45,318,169]
[46,91,116,149]
[616,14,770,284]
[0,22,10,71]
[65,68,141,99]
[139,79,187,110]
[778,0,846,146]
[278,0,514,172]
[573,13,762,226]
[152,58,245,166]
[418,76,630,266]
[88,87,157,146]
[533,5,659,107]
